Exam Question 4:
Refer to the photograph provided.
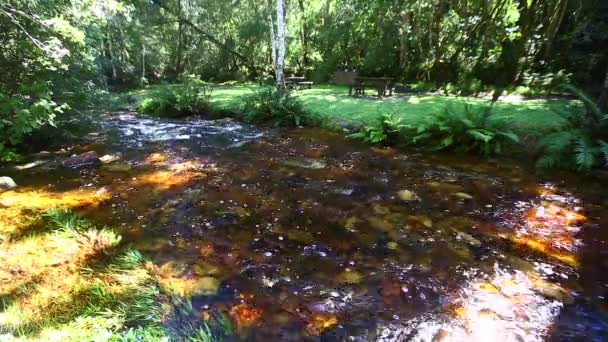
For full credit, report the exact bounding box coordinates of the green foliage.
[406,104,519,155]
[535,84,608,172]
[349,113,404,144]
[138,76,213,117]
[240,87,319,127]
[0,148,25,162]
[0,82,69,154]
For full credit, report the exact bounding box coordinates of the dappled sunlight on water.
[2,113,607,340]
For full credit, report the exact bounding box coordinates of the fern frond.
[536,154,561,169]
[559,83,604,121]
[598,140,608,166]
[495,131,519,143]
[574,137,596,172]
[537,130,576,153]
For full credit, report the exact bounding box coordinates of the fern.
[559,83,604,121]
[598,140,608,166]
[574,137,596,172]
[349,112,404,145]
[403,103,518,156]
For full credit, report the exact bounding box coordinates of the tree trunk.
[298,0,308,70]
[399,11,410,71]
[175,0,183,78]
[107,25,117,80]
[141,43,146,85]
[542,0,568,61]
[265,0,277,77]
[275,0,286,89]
[599,62,608,113]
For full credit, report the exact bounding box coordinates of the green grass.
[122,83,579,138]
[0,209,227,341]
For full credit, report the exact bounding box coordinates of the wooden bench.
[297,81,313,90]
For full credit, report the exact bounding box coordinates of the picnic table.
[349,77,394,98]
[285,76,313,90]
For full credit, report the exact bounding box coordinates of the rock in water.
[397,190,418,201]
[0,176,17,190]
[62,151,100,169]
[283,157,326,169]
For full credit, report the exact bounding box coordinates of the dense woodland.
[2,0,607,94]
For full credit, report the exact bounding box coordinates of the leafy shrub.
[405,104,519,155]
[0,82,69,155]
[138,75,212,117]
[535,84,608,172]
[240,87,319,127]
[349,113,405,144]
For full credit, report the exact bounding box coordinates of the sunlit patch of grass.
[0,209,175,341]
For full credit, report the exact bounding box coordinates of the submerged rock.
[397,190,418,201]
[190,276,220,296]
[0,176,17,190]
[103,161,132,172]
[283,157,326,169]
[62,151,100,169]
[99,154,121,163]
[337,270,363,284]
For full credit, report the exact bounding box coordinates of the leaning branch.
[155,2,257,72]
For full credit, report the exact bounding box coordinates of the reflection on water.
[2,112,607,341]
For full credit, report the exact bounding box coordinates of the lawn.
[130,83,579,136]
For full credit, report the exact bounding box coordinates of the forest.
[1,0,608,341]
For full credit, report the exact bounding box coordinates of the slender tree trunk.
[175,0,183,78]
[298,0,308,70]
[399,11,410,71]
[275,0,286,89]
[599,62,608,113]
[107,25,117,80]
[265,0,277,77]
[141,44,146,85]
[542,0,568,61]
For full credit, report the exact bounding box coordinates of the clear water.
[3,112,607,341]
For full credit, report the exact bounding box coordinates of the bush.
[405,104,519,155]
[535,84,608,172]
[0,82,69,156]
[138,75,212,117]
[240,87,320,127]
[349,113,405,145]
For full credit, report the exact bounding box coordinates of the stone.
[103,162,132,172]
[337,270,363,284]
[99,154,121,164]
[190,276,220,296]
[14,160,46,170]
[283,157,326,169]
[62,151,100,169]
[397,190,418,201]
[452,192,473,200]
[193,262,221,276]
[0,176,17,190]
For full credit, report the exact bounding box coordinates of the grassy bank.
[121,83,578,137]
[0,207,227,341]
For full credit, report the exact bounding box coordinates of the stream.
[1,112,607,341]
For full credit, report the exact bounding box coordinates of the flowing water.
[1,112,607,341]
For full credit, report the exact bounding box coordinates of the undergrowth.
[138,75,213,117]
[350,104,519,156]
[535,84,608,172]
[240,87,323,127]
